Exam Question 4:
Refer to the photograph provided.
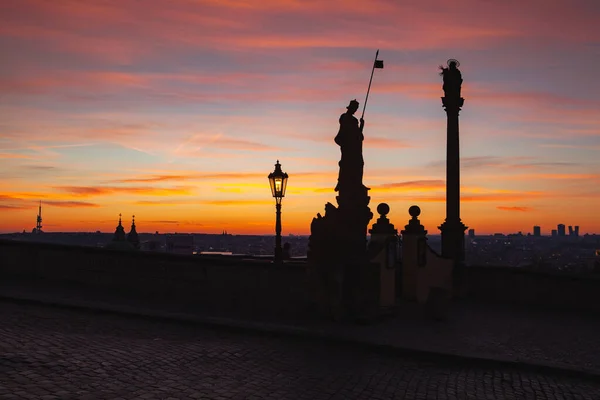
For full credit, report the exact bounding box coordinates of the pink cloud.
[3,0,595,71]
[364,137,412,149]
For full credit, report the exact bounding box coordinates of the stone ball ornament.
[408,205,421,218]
[377,203,390,216]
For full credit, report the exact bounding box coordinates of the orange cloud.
[386,190,544,203]
[134,200,199,206]
[201,200,273,206]
[497,206,534,212]
[215,187,244,193]
[0,204,34,210]
[115,171,334,184]
[43,201,100,208]
[116,173,264,183]
[0,153,32,159]
[53,186,195,197]
[0,192,70,201]
[492,173,600,181]
[373,180,445,192]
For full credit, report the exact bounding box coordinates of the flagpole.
[361,49,379,120]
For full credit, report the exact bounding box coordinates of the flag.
[374,59,384,69]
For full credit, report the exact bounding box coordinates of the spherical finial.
[408,205,421,218]
[377,203,390,216]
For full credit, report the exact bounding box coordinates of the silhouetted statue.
[335,99,367,192]
[439,59,462,99]
[308,100,373,322]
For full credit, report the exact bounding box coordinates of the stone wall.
[0,239,308,319]
[465,266,600,312]
[2,239,600,314]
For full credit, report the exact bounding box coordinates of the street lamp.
[268,160,288,264]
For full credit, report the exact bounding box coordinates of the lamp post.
[268,160,288,264]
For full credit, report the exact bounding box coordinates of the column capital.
[441,97,464,112]
[438,219,468,232]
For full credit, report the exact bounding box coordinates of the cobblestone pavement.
[1,303,600,399]
[3,281,600,376]
[342,301,600,375]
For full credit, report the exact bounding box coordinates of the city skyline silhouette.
[1,0,599,235]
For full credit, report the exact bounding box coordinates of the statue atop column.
[334,99,367,193]
[439,59,463,99]
[438,59,468,294]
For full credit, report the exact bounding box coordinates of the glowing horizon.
[1,0,599,235]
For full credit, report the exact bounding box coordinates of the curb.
[2,293,599,382]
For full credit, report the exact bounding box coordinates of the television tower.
[35,201,43,233]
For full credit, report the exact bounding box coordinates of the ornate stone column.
[438,59,468,278]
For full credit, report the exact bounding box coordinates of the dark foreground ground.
[1,302,599,399]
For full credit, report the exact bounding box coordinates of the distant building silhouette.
[166,234,194,255]
[551,229,558,237]
[468,229,475,238]
[557,224,566,237]
[575,226,580,237]
[105,213,135,251]
[533,226,541,237]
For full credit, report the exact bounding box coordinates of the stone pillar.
[368,203,398,309]
[438,60,468,283]
[401,206,427,301]
[335,185,373,318]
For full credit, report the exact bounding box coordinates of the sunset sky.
[1,0,599,235]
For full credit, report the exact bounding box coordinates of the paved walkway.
[2,302,600,399]
[1,280,600,378]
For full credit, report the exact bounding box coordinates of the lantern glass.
[268,161,288,199]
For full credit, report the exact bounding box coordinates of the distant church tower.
[105,213,135,251]
[113,213,126,241]
[34,201,43,234]
[127,215,140,250]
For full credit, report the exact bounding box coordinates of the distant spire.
[113,213,126,242]
[127,214,140,249]
[35,200,43,233]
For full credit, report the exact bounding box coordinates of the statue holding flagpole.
[334,50,384,193]
[308,50,384,321]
